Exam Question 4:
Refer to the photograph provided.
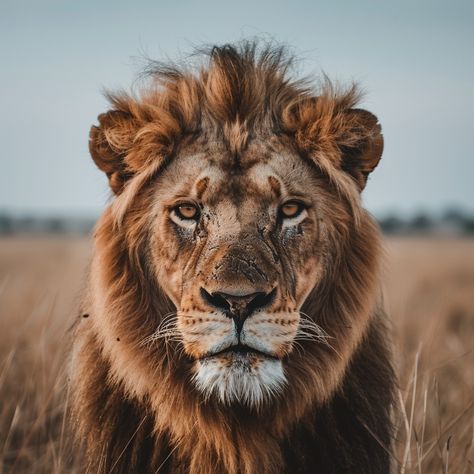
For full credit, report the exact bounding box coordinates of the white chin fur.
[192,354,286,408]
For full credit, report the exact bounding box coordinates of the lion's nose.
[200,288,276,333]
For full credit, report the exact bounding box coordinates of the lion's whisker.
[296,312,344,359]
[138,312,182,349]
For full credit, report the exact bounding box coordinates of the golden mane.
[71,41,394,473]
[91,42,380,212]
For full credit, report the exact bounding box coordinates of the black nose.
[200,288,276,333]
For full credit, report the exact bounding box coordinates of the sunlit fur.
[70,41,394,473]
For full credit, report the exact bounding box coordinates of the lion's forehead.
[157,144,314,212]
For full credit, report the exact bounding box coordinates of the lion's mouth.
[202,343,278,360]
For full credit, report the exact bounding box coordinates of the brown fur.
[70,41,394,473]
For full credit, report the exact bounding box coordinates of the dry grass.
[0,236,473,473]
[384,238,474,473]
[0,237,89,474]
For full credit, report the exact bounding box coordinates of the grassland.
[0,236,473,473]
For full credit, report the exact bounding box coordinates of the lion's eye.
[174,203,199,220]
[279,201,305,219]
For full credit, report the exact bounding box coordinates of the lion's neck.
[73,314,393,474]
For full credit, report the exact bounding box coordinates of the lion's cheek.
[154,264,183,306]
[294,256,321,303]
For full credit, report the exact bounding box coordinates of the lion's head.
[75,41,387,472]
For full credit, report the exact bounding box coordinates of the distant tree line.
[0,213,97,235]
[378,209,474,236]
[0,210,473,236]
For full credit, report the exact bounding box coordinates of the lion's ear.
[339,109,383,190]
[89,109,139,195]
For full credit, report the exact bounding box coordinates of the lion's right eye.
[173,203,200,221]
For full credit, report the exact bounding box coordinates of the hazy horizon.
[2,0,473,217]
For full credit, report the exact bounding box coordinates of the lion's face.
[148,139,325,406]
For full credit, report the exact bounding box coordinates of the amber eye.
[279,201,305,219]
[174,203,199,220]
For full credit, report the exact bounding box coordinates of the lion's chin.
[192,352,286,408]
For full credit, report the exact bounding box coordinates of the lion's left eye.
[279,201,305,219]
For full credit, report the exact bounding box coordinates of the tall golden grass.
[0,236,473,473]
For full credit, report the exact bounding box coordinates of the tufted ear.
[89,109,140,195]
[339,108,384,190]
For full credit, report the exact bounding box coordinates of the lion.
[70,41,395,473]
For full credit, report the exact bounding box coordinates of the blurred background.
[1,1,473,472]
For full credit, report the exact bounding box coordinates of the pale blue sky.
[1,0,473,216]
